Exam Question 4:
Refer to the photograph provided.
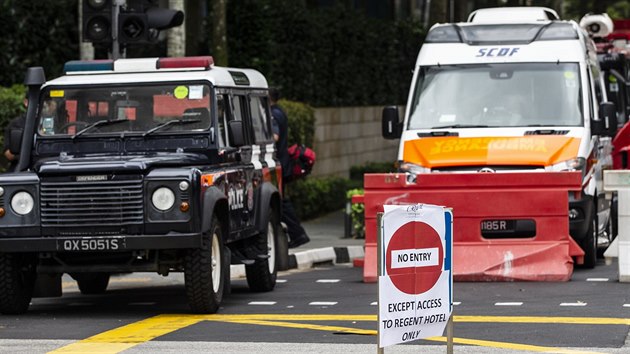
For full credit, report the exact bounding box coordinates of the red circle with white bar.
[385,221,444,294]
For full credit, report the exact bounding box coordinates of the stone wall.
[310,106,402,178]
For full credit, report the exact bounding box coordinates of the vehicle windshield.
[407,63,583,130]
[37,83,212,136]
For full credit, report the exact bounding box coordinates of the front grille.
[40,176,144,227]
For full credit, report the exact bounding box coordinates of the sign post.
[377,204,453,350]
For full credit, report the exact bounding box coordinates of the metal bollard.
[603,170,630,282]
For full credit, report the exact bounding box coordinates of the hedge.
[287,176,351,220]
[225,1,425,107]
[277,99,315,147]
[0,1,78,87]
[0,85,26,166]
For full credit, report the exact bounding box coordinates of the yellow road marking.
[47,315,205,354]
[48,314,629,354]
[216,318,376,335]
[455,316,630,325]
[427,336,605,354]
[211,318,605,354]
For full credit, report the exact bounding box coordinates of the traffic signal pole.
[111,0,124,59]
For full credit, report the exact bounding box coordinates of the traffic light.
[83,0,112,43]
[119,0,184,44]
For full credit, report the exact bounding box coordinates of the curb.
[230,245,364,279]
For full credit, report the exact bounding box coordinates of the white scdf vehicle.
[382,8,618,268]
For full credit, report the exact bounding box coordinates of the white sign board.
[378,204,453,348]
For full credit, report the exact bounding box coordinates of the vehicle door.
[247,92,275,229]
[224,91,255,235]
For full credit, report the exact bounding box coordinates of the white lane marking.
[286,305,295,308]
[495,302,523,306]
[309,302,338,306]
[370,302,377,306]
[316,279,340,283]
[248,301,277,306]
[276,279,287,283]
[560,302,587,307]
[128,302,157,306]
[586,278,609,282]
[623,304,630,308]
[453,302,462,306]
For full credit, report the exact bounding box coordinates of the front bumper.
[0,233,202,253]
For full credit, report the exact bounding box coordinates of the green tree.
[0,1,78,86]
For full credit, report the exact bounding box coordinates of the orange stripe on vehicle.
[403,136,580,168]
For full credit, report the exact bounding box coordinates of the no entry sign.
[378,204,453,348]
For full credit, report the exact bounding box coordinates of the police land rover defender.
[0,56,287,314]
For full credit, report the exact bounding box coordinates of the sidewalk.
[287,210,365,269]
[231,210,364,277]
[296,210,364,250]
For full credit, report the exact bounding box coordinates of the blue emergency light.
[63,60,114,73]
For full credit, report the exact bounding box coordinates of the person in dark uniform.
[3,96,27,172]
[269,88,310,248]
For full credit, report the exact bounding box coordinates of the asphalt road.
[0,259,629,354]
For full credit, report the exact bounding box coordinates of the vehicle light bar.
[157,56,214,70]
[63,56,214,75]
[113,58,159,72]
[63,60,114,73]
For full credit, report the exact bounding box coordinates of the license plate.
[56,237,126,252]
[481,219,535,238]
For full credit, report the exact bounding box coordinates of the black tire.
[72,273,110,295]
[276,223,290,271]
[245,208,279,292]
[580,210,598,269]
[0,253,36,315]
[185,215,226,314]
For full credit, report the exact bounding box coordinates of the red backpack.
[286,144,316,182]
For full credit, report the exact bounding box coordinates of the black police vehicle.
[0,56,287,314]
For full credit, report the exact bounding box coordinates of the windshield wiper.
[72,119,131,139]
[142,118,201,137]
[431,124,489,129]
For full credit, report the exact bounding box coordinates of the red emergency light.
[157,56,214,70]
[608,19,630,41]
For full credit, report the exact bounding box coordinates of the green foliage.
[226,1,424,107]
[0,84,26,171]
[349,161,397,184]
[0,84,26,146]
[346,188,365,239]
[0,1,78,87]
[287,176,351,220]
[277,99,315,147]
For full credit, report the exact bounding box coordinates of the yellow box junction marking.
[48,314,629,354]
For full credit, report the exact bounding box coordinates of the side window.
[230,95,244,121]
[250,95,271,142]
[216,94,229,147]
[587,68,595,119]
[229,94,253,144]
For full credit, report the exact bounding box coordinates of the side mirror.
[598,101,617,137]
[227,120,245,147]
[9,129,23,155]
[382,106,402,139]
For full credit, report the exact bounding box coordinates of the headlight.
[152,187,175,211]
[11,191,34,215]
[179,181,190,191]
[399,162,431,175]
[546,157,586,172]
